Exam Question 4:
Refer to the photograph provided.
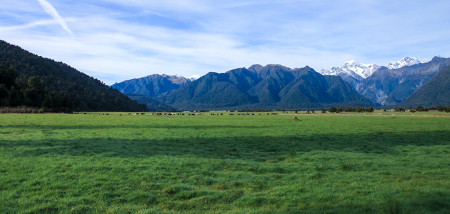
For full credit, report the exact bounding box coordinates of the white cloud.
[0,0,449,84]
[36,0,73,35]
[0,19,57,31]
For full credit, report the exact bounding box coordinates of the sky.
[1,0,449,85]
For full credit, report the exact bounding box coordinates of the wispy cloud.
[1,0,449,84]
[36,0,73,35]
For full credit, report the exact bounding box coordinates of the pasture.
[0,112,449,213]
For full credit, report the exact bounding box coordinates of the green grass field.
[0,113,449,213]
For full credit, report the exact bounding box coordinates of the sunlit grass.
[0,113,449,213]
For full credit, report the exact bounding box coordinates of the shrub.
[329,107,337,113]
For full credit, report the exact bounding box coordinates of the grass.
[0,113,449,213]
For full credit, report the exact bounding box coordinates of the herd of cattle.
[149,112,280,116]
[74,112,282,116]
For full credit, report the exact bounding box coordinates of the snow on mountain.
[172,74,202,82]
[386,56,426,69]
[188,74,201,81]
[320,60,379,79]
[320,57,426,79]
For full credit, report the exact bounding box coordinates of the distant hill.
[111,74,190,98]
[158,65,373,110]
[356,57,450,106]
[401,66,450,107]
[0,40,146,112]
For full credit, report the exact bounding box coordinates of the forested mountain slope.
[0,40,146,112]
[158,65,373,110]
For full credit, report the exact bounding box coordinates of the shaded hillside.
[247,65,305,104]
[125,93,175,111]
[159,71,259,110]
[401,66,450,107]
[357,57,450,106]
[159,65,373,110]
[277,69,371,109]
[0,40,146,112]
[336,73,363,91]
[111,74,190,98]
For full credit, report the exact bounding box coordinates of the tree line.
[327,106,374,113]
[391,106,450,112]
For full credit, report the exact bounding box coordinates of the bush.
[365,107,374,112]
[329,107,337,113]
[394,107,405,112]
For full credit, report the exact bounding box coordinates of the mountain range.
[157,65,372,110]
[114,56,449,110]
[357,57,450,106]
[319,56,427,80]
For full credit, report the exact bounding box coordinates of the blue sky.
[1,0,449,84]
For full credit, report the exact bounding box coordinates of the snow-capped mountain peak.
[320,60,379,79]
[320,56,426,79]
[188,74,201,81]
[345,59,357,65]
[386,56,425,69]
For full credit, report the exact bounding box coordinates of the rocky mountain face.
[320,60,380,79]
[401,65,450,107]
[386,57,428,69]
[319,56,448,106]
[157,65,373,110]
[319,57,427,91]
[320,57,427,80]
[357,57,450,106]
[111,74,191,98]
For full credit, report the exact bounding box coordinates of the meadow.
[0,112,449,213]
